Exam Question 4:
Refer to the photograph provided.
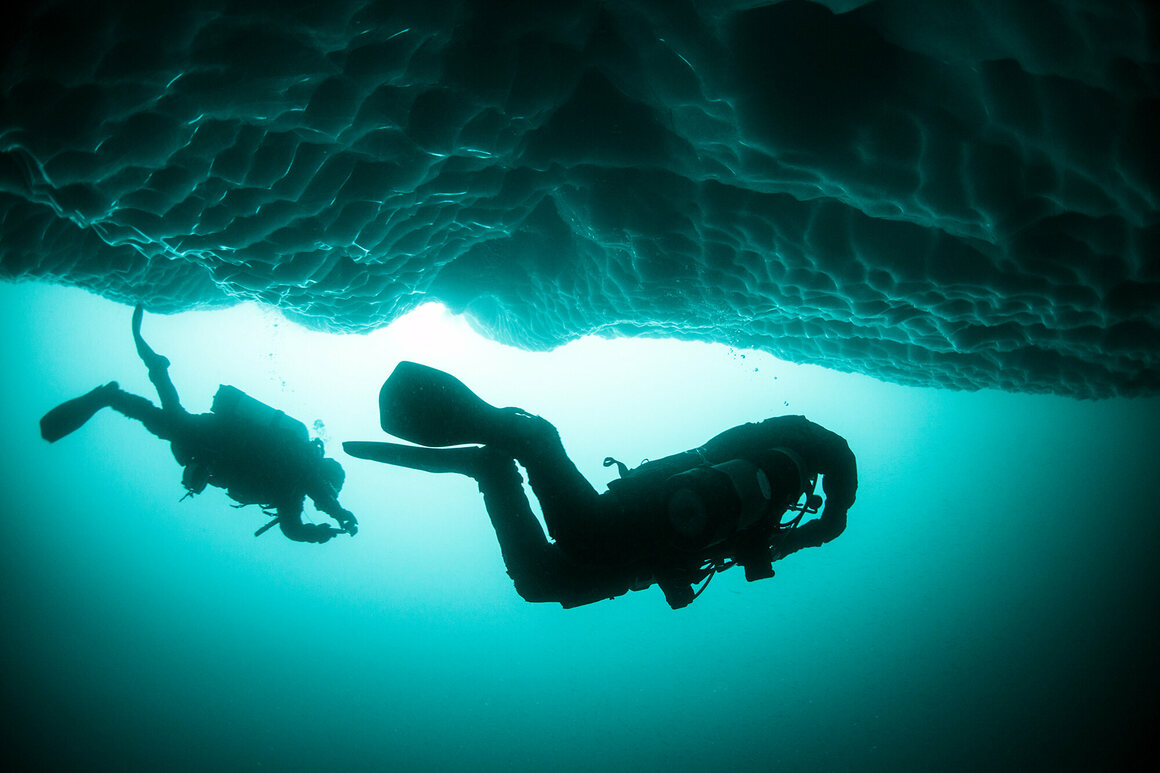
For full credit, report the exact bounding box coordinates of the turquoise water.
[2,281,1158,771]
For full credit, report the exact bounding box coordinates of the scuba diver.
[39,304,358,544]
[345,362,856,609]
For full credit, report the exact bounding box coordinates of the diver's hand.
[303,523,339,543]
[330,506,358,536]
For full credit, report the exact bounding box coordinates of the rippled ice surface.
[3,0,1157,398]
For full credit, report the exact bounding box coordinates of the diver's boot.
[343,441,496,477]
[40,382,120,442]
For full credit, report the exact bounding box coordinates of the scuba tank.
[205,385,317,505]
[664,458,774,550]
[601,446,817,607]
[210,385,311,449]
[664,447,815,549]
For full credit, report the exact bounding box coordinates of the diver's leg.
[132,303,183,413]
[473,449,617,604]
[105,387,185,443]
[497,414,604,545]
[39,382,122,442]
[41,380,185,445]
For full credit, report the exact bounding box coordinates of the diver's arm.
[776,418,857,557]
[777,502,848,558]
[800,420,857,514]
[309,489,359,536]
[276,499,340,544]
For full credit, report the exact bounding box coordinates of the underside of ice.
[1,0,1156,397]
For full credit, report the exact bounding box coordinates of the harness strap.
[602,456,630,478]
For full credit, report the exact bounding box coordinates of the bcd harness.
[179,385,324,536]
[602,445,824,608]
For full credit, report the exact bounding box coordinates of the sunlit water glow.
[2,281,1157,771]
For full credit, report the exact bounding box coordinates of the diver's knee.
[495,410,560,456]
[519,413,558,439]
[473,447,523,487]
[509,573,559,604]
[146,355,171,374]
[502,547,568,604]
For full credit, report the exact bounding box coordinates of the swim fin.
[343,440,485,475]
[40,382,119,443]
[379,361,510,447]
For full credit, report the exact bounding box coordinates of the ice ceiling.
[1,0,1156,398]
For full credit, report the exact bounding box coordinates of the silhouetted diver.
[345,362,856,608]
[40,304,358,543]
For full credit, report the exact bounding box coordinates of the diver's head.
[319,457,346,492]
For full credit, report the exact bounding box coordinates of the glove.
[336,510,359,536]
[304,523,339,543]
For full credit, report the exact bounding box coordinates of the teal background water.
[2,281,1157,771]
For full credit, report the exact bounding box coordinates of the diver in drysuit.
[39,304,358,544]
[345,362,856,608]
